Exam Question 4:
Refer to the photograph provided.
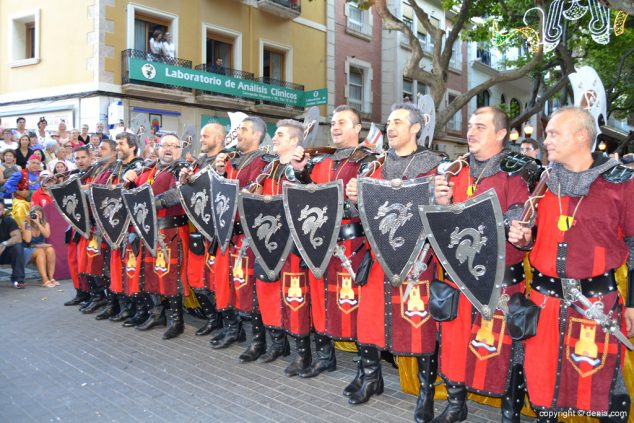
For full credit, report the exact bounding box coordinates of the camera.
[30,212,38,220]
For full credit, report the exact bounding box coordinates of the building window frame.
[126,4,179,56]
[345,57,373,115]
[345,2,373,39]
[477,89,491,108]
[446,90,462,133]
[8,9,40,67]
[201,23,242,70]
[259,40,293,82]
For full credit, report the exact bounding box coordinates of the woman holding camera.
[23,206,57,288]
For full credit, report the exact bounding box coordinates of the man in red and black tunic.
[346,103,444,412]
[78,139,117,314]
[179,123,226,337]
[509,107,633,423]
[434,107,532,423]
[290,105,376,378]
[123,133,190,340]
[63,146,93,306]
[210,116,271,360]
[95,132,144,322]
[250,119,311,373]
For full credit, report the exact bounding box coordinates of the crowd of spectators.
[0,117,125,289]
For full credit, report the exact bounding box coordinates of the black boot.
[210,310,246,349]
[414,353,438,423]
[123,294,150,327]
[95,289,120,320]
[299,334,336,378]
[195,290,223,336]
[80,277,107,314]
[431,383,467,423]
[285,335,312,377]
[348,346,384,405]
[599,388,630,423]
[163,295,184,340]
[343,354,363,397]
[258,328,290,363]
[501,365,525,423]
[109,294,135,322]
[238,313,267,363]
[136,294,166,331]
[64,289,90,306]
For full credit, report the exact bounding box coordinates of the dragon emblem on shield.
[100,197,122,227]
[133,203,151,232]
[215,192,230,227]
[190,191,211,224]
[448,225,487,279]
[62,194,81,221]
[252,213,282,253]
[374,201,413,250]
[298,205,328,249]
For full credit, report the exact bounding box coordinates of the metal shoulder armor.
[261,154,277,163]
[602,164,634,183]
[349,146,377,164]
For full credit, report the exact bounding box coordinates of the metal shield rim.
[238,192,293,280]
[49,176,91,239]
[282,180,344,280]
[358,175,433,286]
[418,188,505,318]
[177,167,216,242]
[210,170,240,254]
[122,184,159,257]
[88,184,130,249]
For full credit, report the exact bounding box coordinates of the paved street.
[0,272,533,422]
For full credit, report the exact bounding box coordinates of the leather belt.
[448,263,525,287]
[502,263,525,287]
[158,215,188,230]
[338,222,364,242]
[233,220,244,236]
[531,269,617,299]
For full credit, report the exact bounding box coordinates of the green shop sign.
[129,58,327,107]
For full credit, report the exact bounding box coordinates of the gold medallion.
[557,215,574,232]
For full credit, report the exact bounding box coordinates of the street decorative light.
[510,128,520,142]
[524,123,534,138]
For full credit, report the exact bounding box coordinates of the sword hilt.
[333,245,356,282]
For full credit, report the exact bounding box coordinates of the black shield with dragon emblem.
[122,184,158,257]
[239,192,293,281]
[418,189,505,319]
[178,167,215,242]
[358,176,434,287]
[210,171,239,254]
[49,176,91,238]
[283,180,343,279]
[89,184,130,249]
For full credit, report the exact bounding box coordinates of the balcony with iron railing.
[254,76,305,114]
[194,64,256,107]
[257,0,301,19]
[121,49,193,99]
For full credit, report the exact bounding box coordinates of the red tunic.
[214,153,269,312]
[136,166,190,297]
[525,174,634,413]
[307,154,369,340]
[255,162,312,336]
[356,166,439,355]
[77,174,107,279]
[439,160,529,396]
